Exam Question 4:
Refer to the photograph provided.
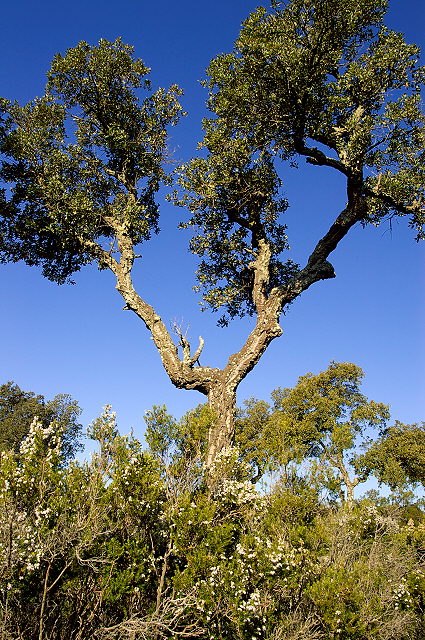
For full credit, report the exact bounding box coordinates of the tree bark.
[341,471,360,508]
[205,378,237,468]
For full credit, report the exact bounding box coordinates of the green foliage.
[0,38,183,283]
[2,1,421,324]
[144,403,214,484]
[0,380,82,460]
[304,502,425,639]
[0,407,168,638]
[268,361,389,460]
[0,2,423,474]
[176,0,424,322]
[176,147,297,321]
[1,398,425,639]
[0,0,424,635]
[236,397,272,480]
[355,422,425,489]
[236,362,390,501]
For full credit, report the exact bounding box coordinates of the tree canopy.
[236,361,415,503]
[0,381,82,460]
[355,421,425,489]
[178,0,424,319]
[0,0,423,465]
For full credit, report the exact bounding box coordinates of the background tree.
[0,0,423,466]
[237,362,390,503]
[272,362,388,504]
[0,381,82,460]
[355,421,425,490]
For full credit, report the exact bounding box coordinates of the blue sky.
[0,0,424,447]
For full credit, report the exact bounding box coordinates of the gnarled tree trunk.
[206,380,237,468]
[103,195,366,469]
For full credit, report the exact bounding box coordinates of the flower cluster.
[215,478,261,507]
[392,576,414,610]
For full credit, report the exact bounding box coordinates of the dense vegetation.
[1,364,424,639]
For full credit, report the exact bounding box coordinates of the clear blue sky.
[1,0,424,446]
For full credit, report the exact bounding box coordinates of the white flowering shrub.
[0,419,63,578]
[1,406,425,639]
[0,408,171,638]
[303,503,425,640]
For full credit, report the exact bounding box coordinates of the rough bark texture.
[334,451,360,507]
[206,380,236,468]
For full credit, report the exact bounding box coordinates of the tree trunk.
[205,380,237,469]
[344,476,359,508]
[339,464,360,508]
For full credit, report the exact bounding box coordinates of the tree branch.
[222,240,282,390]
[294,139,351,177]
[249,238,271,313]
[279,180,368,306]
[173,323,205,367]
[190,336,205,366]
[92,226,218,395]
[363,184,424,217]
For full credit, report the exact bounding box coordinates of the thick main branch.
[90,227,219,396]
